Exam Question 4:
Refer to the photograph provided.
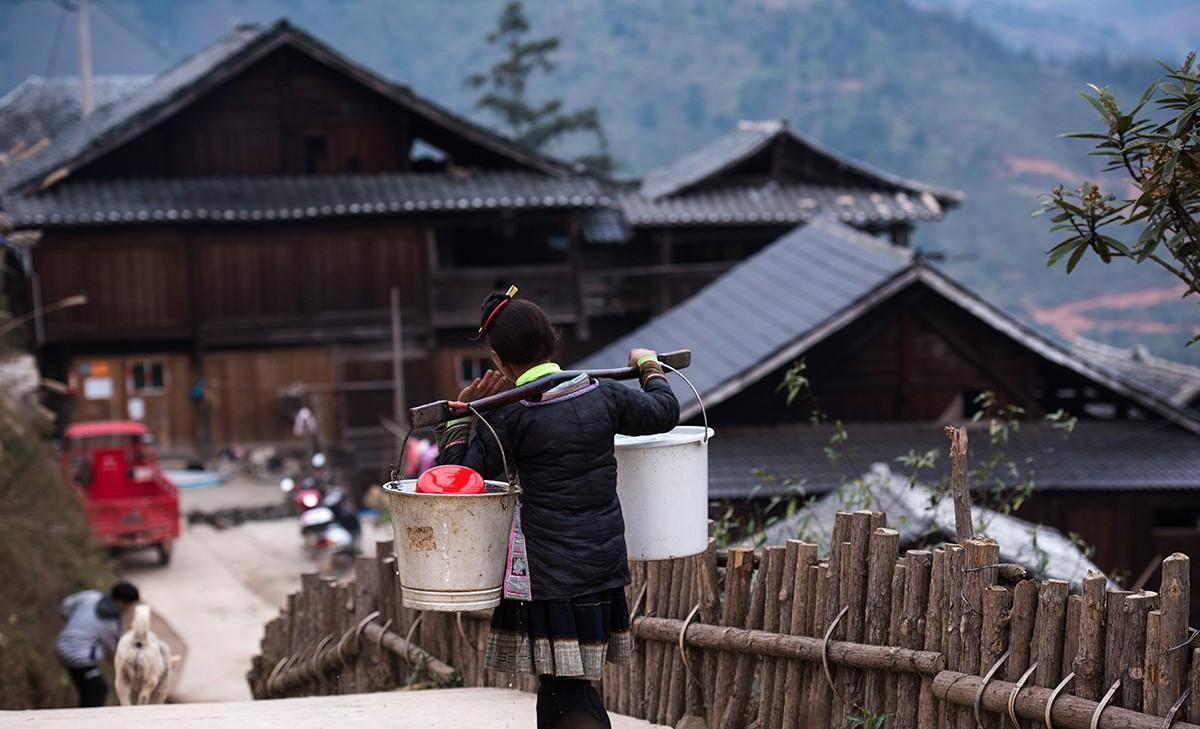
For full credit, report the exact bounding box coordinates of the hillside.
[0,0,1196,361]
[916,0,1198,60]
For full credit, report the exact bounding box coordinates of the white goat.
[114,604,172,705]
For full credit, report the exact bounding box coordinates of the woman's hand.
[628,348,657,367]
[457,369,510,403]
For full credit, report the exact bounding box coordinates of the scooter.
[297,488,361,572]
[279,452,333,513]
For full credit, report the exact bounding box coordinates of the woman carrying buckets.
[434,286,679,729]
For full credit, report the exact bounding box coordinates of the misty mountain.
[0,0,1196,362]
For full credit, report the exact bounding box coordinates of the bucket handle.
[466,404,515,494]
[660,361,709,444]
[391,408,515,494]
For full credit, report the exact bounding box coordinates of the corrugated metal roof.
[755,463,1108,587]
[1072,337,1200,412]
[0,20,571,194]
[1,172,609,227]
[638,120,963,205]
[0,75,152,156]
[618,182,944,227]
[574,217,913,414]
[710,421,1200,499]
[640,123,776,199]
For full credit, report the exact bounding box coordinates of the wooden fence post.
[1159,554,1190,719]
[897,550,932,729]
[917,548,946,729]
[945,425,973,541]
[1074,571,1107,700]
[885,561,907,716]
[863,528,899,715]
[1122,590,1158,711]
[756,545,786,728]
[1103,590,1131,694]
[1033,579,1070,689]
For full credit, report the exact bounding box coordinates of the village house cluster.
[2,19,1199,591]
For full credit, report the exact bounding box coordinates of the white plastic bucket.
[382,479,515,611]
[615,425,714,561]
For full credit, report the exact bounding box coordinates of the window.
[128,360,165,395]
[304,134,327,174]
[457,354,493,387]
[1155,507,1200,529]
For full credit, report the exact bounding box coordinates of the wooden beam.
[933,670,1200,729]
[910,306,1040,415]
[631,615,945,676]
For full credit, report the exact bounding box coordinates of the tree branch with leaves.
[464,2,614,176]
[1039,53,1200,343]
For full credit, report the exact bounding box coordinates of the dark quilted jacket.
[436,373,679,600]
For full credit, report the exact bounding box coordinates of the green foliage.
[848,707,893,729]
[1040,53,1200,343]
[0,402,116,708]
[463,1,614,175]
[776,360,810,407]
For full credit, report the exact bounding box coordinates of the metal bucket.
[615,425,714,561]
[382,479,516,611]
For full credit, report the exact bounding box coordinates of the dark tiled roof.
[638,120,963,205]
[575,217,913,414]
[0,75,152,157]
[0,20,570,194]
[574,217,1200,435]
[0,172,609,227]
[618,182,945,227]
[580,207,632,245]
[1072,337,1200,412]
[708,421,1200,498]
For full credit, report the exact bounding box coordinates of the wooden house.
[1,21,963,477]
[611,119,963,312]
[578,217,1200,592]
[0,21,628,467]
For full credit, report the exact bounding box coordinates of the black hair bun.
[480,290,507,314]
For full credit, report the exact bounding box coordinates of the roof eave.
[678,264,923,421]
[914,265,1200,435]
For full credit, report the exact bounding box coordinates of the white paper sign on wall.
[83,376,113,400]
[127,397,146,420]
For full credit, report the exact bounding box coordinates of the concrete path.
[115,474,393,703]
[4,688,666,728]
[119,524,277,702]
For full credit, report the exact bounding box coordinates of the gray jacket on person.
[56,590,123,668]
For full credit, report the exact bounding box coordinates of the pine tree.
[464,2,614,175]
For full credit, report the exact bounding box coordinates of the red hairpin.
[475,285,519,339]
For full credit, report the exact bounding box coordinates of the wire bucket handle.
[390,412,515,495]
[659,361,709,444]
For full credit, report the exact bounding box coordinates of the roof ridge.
[1074,336,1200,378]
[636,121,964,204]
[1,18,574,194]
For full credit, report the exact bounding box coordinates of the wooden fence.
[248,513,1200,729]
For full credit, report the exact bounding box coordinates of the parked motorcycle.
[281,454,361,572]
[297,489,361,571]
[279,452,333,513]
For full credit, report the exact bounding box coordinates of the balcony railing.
[429,265,579,328]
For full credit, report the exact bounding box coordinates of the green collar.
[515,362,562,387]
